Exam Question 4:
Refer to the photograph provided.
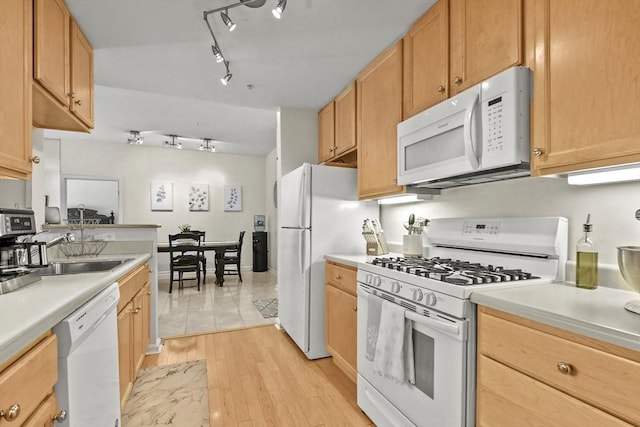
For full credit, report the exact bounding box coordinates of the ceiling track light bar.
[203,0,286,85]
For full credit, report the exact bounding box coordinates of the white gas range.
[356,216,568,427]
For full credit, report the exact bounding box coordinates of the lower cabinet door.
[325,284,358,381]
[117,302,133,407]
[22,394,59,427]
[132,289,145,374]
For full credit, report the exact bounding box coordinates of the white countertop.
[471,283,640,352]
[324,254,371,269]
[0,253,151,366]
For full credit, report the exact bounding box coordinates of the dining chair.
[168,232,202,293]
[223,231,245,282]
[190,230,207,281]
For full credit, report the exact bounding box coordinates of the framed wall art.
[224,185,242,211]
[150,181,173,211]
[189,184,209,211]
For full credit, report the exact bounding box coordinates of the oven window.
[404,126,465,171]
[413,329,435,399]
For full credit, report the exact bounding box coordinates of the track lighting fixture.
[220,9,236,31]
[203,0,289,85]
[199,138,216,152]
[127,130,144,145]
[272,0,286,19]
[221,61,232,85]
[164,135,182,149]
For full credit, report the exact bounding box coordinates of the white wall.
[265,148,278,271]
[278,107,317,177]
[59,139,267,273]
[381,176,640,267]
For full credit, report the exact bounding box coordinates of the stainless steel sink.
[38,259,132,276]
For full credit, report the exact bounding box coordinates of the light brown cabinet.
[402,0,449,119]
[528,0,640,176]
[33,0,94,132]
[477,306,640,426]
[324,261,358,382]
[357,41,405,200]
[116,263,151,408]
[0,0,34,180]
[403,0,522,119]
[448,0,523,95]
[0,332,62,426]
[318,83,358,166]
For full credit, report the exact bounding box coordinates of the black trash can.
[252,231,268,272]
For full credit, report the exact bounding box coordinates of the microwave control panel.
[485,96,504,152]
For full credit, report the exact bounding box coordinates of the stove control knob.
[365,274,373,285]
[373,276,382,287]
[391,282,401,293]
[426,292,437,306]
[412,289,424,301]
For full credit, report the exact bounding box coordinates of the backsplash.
[380,175,639,287]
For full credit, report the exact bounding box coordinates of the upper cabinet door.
[0,0,33,180]
[318,101,335,163]
[403,0,449,119]
[357,41,404,200]
[34,0,70,107]
[70,18,94,127]
[530,0,640,175]
[334,82,357,157]
[449,0,523,95]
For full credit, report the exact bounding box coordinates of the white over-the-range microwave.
[397,66,532,189]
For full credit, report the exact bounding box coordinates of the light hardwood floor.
[142,325,373,426]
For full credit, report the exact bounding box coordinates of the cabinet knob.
[0,403,20,421]
[436,85,445,93]
[53,409,68,423]
[352,306,357,312]
[134,306,142,313]
[69,92,76,99]
[335,274,342,280]
[532,148,544,157]
[31,156,40,164]
[74,99,83,106]
[556,361,573,375]
[453,76,462,85]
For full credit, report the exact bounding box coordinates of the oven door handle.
[405,310,461,338]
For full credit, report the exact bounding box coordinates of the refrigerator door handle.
[298,229,306,276]
[298,169,307,228]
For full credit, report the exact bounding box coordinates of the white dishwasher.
[53,282,121,427]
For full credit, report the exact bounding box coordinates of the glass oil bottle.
[576,214,598,289]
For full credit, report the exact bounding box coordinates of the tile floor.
[157,270,277,337]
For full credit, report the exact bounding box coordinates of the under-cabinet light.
[567,163,640,186]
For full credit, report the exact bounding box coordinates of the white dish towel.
[372,300,415,384]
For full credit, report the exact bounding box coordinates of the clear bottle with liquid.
[576,214,598,289]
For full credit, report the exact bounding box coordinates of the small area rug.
[253,297,278,318]
[122,360,209,427]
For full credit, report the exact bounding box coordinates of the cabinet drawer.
[325,262,357,296]
[478,309,640,425]
[477,355,632,427]
[118,263,149,313]
[0,334,57,426]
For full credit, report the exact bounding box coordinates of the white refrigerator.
[277,163,378,359]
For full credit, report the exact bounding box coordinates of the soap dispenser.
[576,214,598,289]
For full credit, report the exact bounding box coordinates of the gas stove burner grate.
[370,256,539,286]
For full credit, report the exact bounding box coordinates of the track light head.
[127,130,144,145]
[272,0,286,19]
[221,61,233,85]
[200,138,216,152]
[220,10,236,31]
[211,44,224,63]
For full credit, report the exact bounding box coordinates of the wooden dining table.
[157,240,239,285]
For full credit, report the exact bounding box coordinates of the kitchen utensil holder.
[403,234,423,257]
